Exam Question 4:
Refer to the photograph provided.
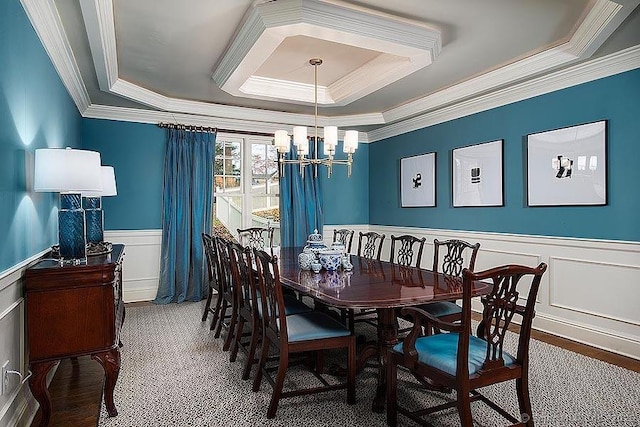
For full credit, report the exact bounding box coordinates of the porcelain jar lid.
[307,229,323,242]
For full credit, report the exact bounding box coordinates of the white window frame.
[216,133,278,231]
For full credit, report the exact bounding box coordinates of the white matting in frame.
[401,152,436,207]
[452,140,503,207]
[527,120,607,206]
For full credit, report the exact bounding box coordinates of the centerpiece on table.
[298,229,352,272]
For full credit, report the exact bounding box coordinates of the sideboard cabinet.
[25,244,125,426]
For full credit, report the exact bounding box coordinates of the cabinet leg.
[92,348,121,417]
[28,360,57,427]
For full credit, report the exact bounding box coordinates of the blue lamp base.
[59,193,86,263]
[83,196,104,243]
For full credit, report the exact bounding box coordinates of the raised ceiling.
[23,0,640,140]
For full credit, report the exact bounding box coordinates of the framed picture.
[400,152,436,207]
[527,120,607,206]
[452,140,503,207]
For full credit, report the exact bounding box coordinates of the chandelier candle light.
[274,58,359,178]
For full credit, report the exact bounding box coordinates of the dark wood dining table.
[276,246,492,412]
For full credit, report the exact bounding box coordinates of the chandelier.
[273,58,359,178]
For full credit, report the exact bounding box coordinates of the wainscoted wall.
[105,230,162,302]
[323,224,640,360]
[111,224,640,359]
[0,251,51,427]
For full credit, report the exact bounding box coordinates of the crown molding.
[20,0,91,112]
[22,0,639,143]
[239,76,335,104]
[79,0,118,90]
[383,0,630,124]
[213,0,440,104]
[82,104,372,142]
[368,45,640,142]
[569,0,623,57]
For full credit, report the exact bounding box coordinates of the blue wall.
[370,68,640,241]
[0,0,82,273]
[82,119,165,230]
[322,143,369,225]
[82,119,370,230]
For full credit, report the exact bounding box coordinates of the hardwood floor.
[30,305,639,427]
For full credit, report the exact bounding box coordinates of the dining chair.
[213,236,238,352]
[201,233,222,329]
[237,227,274,250]
[389,234,426,267]
[333,228,354,253]
[251,249,356,419]
[228,242,312,380]
[418,239,481,333]
[347,232,386,331]
[227,242,258,367]
[357,231,385,260]
[386,263,547,427]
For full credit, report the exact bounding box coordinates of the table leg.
[92,348,121,417]
[28,360,58,427]
[372,308,398,413]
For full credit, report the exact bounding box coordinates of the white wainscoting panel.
[106,225,640,359]
[0,255,53,427]
[105,230,162,302]
[334,224,640,360]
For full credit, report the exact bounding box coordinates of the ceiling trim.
[75,0,631,127]
[368,45,640,142]
[382,0,625,124]
[79,0,118,90]
[82,44,640,144]
[240,76,336,104]
[82,104,372,142]
[20,0,91,112]
[21,0,639,140]
[212,0,440,105]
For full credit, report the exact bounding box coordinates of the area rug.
[98,302,640,426]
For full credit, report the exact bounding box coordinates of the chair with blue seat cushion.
[357,231,385,260]
[227,242,311,380]
[201,233,222,328]
[389,234,426,268]
[345,231,387,332]
[417,239,481,334]
[212,236,238,352]
[237,226,274,250]
[387,263,547,427]
[251,249,356,419]
[333,228,354,253]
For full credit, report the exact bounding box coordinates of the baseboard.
[124,286,157,303]
[534,313,640,361]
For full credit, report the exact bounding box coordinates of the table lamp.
[83,166,117,254]
[34,148,103,263]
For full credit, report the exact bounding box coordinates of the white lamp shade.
[293,126,307,148]
[274,130,290,153]
[34,148,102,192]
[343,130,359,154]
[83,166,117,197]
[323,126,338,155]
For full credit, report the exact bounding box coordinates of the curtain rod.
[158,122,274,137]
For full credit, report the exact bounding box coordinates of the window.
[213,134,280,245]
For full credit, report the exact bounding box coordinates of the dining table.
[276,246,493,412]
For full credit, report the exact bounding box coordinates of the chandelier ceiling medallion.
[273,58,358,179]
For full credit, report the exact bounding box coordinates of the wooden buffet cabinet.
[25,244,125,426]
